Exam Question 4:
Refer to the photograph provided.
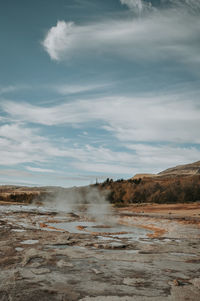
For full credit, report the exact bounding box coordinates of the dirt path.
[119,202,200,216]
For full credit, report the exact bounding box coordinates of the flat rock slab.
[80,297,164,301]
[56,260,74,268]
[0,206,200,301]
[31,268,51,275]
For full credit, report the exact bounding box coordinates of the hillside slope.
[95,161,200,205]
[158,160,200,177]
[1,161,200,205]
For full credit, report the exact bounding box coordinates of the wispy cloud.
[120,0,153,14]
[73,143,200,175]
[26,166,54,173]
[0,123,81,166]
[42,2,200,67]
[0,119,200,178]
[2,90,200,144]
[167,0,200,12]
[72,162,134,174]
[55,82,109,95]
[0,85,30,95]
[0,169,32,178]
[0,122,136,174]
[125,144,200,172]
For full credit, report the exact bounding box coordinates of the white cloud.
[0,123,38,142]
[0,169,32,178]
[0,86,19,95]
[0,124,50,165]
[0,123,82,166]
[167,0,200,12]
[26,166,54,173]
[42,5,200,66]
[0,121,200,178]
[2,91,200,144]
[120,0,152,14]
[72,162,134,174]
[55,82,109,95]
[0,85,30,95]
[125,144,200,173]
[43,21,75,60]
[72,143,200,175]
[0,122,136,174]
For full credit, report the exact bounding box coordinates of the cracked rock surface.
[0,204,200,301]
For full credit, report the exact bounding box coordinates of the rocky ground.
[0,203,200,301]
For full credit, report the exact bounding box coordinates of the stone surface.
[56,260,74,268]
[31,268,51,275]
[0,204,200,301]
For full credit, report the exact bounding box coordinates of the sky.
[0,0,200,187]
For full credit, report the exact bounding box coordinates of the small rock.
[30,262,41,268]
[31,268,50,275]
[20,269,35,279]
[91,268,102,275]
[57,260,74,268]
[173,279,180,286]
[109,242,126,249]
[123,277,144,286]
[15,247,24,252]
[20,240,39,245]
[190,278,200,289]
[22,248,50,266]
[13,271,23,280]
[93,243,104,249]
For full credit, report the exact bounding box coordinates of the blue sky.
[0,0,200,187]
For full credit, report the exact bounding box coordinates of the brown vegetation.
[0,186,49,204]
[1,161,200,206]
[95,175,200,205]
[158,160,200,177]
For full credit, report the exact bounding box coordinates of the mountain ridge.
[132,160,200,179]
[158,160,200,177]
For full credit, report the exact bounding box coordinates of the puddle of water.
[15,247,24,252]
[47,221,151,241]
[20,240,39,245]
[162,239,172,242]
[46,244,69,249]
[97,236,118,241]
[111,229,150,241]
[73,246,87,251]
[0,204,45,212]
[87,226,127,233]
[48,221,97,233]
[11,229,26,232]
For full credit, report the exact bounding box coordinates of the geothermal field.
[0,193,200,301]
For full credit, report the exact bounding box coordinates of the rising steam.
[42,186,116,224]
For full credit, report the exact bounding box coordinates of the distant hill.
[1,161,200,205]
[158,161,200,177]
[132,173,156,179]
[95,160,200,205]
[131,161,200,179]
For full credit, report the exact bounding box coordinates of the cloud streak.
[120,0,153,14]
[42,3,200,67]
[2,90,200,144]
[26,166,55,173]
[0,121,199,177]
[0,85,30,95]
[55,82,109,95]
[0,114,200,179]
[0,122,137,174]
